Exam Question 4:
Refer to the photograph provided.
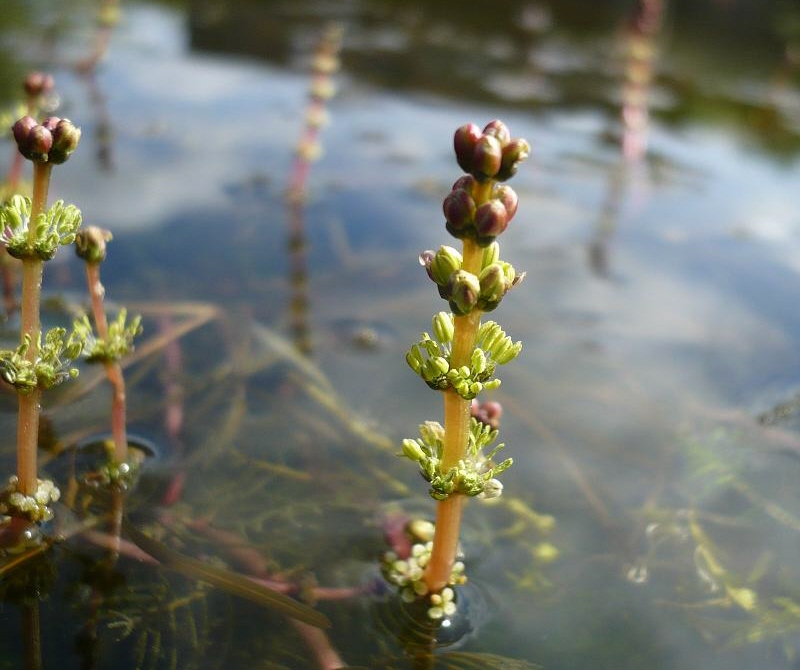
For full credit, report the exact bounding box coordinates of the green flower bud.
[478,263,509,310]
[496,138,531,181]
[430,245,462,286]
[472,134,502,181]
[493,339,522,365]
[406,348,423,374]
[471,347,487,375]
[419,421,444,450]
[453,123,482,173]
[401,438,426,462]
[75,226,112,264]
[482,241,500,269]
[432,311,454,344]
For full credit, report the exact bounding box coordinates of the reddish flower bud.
[494,184,518,221]
[482,120,511,146]
[442,187,476,233]
[41,116,61,132]
[474,200,509,242]
[23,72,54,98]
[496,138,531,181]
[453,123,482,173]
[48,118,81,164]
[13,118,53,163]
[12,116,37,147]
[472,134,503,181]
[452,174,478,195]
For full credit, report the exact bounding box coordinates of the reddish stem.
[85,261,128,463]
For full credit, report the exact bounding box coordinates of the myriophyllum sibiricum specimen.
[74,226,143,483]
[0,116,86,524]
[383,120,529,620]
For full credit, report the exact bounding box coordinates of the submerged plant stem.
[16,163,52,495]
[85,262,129,463]
[425,238,483,592]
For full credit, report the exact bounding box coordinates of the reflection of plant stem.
[17,163,52,496]
[22,601,42,670]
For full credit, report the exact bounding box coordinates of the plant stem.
[424,238,484,592]
[85,261,128,463]
[16,163,51,496]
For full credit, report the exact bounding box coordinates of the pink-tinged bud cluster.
[453,120,530,183]
[443,175,519,247]
[23,72,54,98]
[11,116,81,165]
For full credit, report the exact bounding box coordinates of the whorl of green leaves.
[0,195,82,261]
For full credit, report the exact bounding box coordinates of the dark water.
[1,0,800,668]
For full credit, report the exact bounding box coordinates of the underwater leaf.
[122,520,331,629]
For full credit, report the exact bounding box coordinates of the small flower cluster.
[0,476,60,523]
[1,195,82,261]
[382,540,465,620]
[0,327,86,394]
[400,418,512,501]
[443,121,529,247]
[454,120,531,184]
[83,446,137,489]
[12,116,81,165]
[406,312,521,399]
[421,240,523,315]
[75,309,142,364]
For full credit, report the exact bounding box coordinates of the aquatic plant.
[74,225,143,478]
[0,115,85,524]
[388,120,529,613]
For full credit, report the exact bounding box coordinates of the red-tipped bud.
[494,184,518,221]
[442,187,476,234]
[13,117,54,163]
[41,116,61,132]
[48,118,81,164]
[452,174,478,194]
[454,123,482,173]
[12,116,37,147]
[482,120,511,146]
[472,135,503,181]
[23,72,54,98]
[474,200,509,242]
[496,138,531,181]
